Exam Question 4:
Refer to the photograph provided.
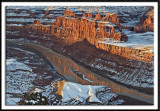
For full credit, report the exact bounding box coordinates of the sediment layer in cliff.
[6,32,154,92]
[6,7,154,63]
[134,8,154,32]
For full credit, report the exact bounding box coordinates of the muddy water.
[7,41,153,104]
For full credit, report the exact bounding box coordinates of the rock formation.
[134,8,154,32]
[6,8,154,63]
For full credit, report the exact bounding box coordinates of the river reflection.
[45,50,152,98]
[9,41,153,104]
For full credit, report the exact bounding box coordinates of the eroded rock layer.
[134,8,154,32]
[6,7,154,63]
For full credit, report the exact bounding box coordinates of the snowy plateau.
[5,5,154,106]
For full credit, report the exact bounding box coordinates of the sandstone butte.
[6,9,154,63]
[134,9,154,32]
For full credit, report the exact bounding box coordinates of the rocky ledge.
[6,6,154,94]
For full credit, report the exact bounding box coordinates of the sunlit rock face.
[5,6,154,105]
[6,6,154,63]
[53,81,124,105]
[134,8,154,33]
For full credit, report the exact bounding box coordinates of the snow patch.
[98,30,154,53]
[55,81,124,105]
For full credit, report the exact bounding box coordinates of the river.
[6,40,153,105]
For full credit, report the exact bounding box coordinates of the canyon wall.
[18,42,152,100]
[134,9,154,32]
[6,9,153,63]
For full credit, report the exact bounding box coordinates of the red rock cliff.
[134,9,154,32]
[6,9,153,63]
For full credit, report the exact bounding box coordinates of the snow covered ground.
[90,58,154,88]
[6,46,62,105]
[51,81,124,105]
[6,6,152,25]
[6,12,30,17]
[69,6,152,26]
[6,58,36,105]
[98,29,154,53]
[6,44,125,105]
[6,18,55,23]
[6,6,154,53]
[26,81,124,105]
[5,6,154,105]
[62,82,109,103]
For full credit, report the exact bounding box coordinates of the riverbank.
[6,43,66,105]
[6,40,153,104]
[6,32,154,95]
[5,42,126,105]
